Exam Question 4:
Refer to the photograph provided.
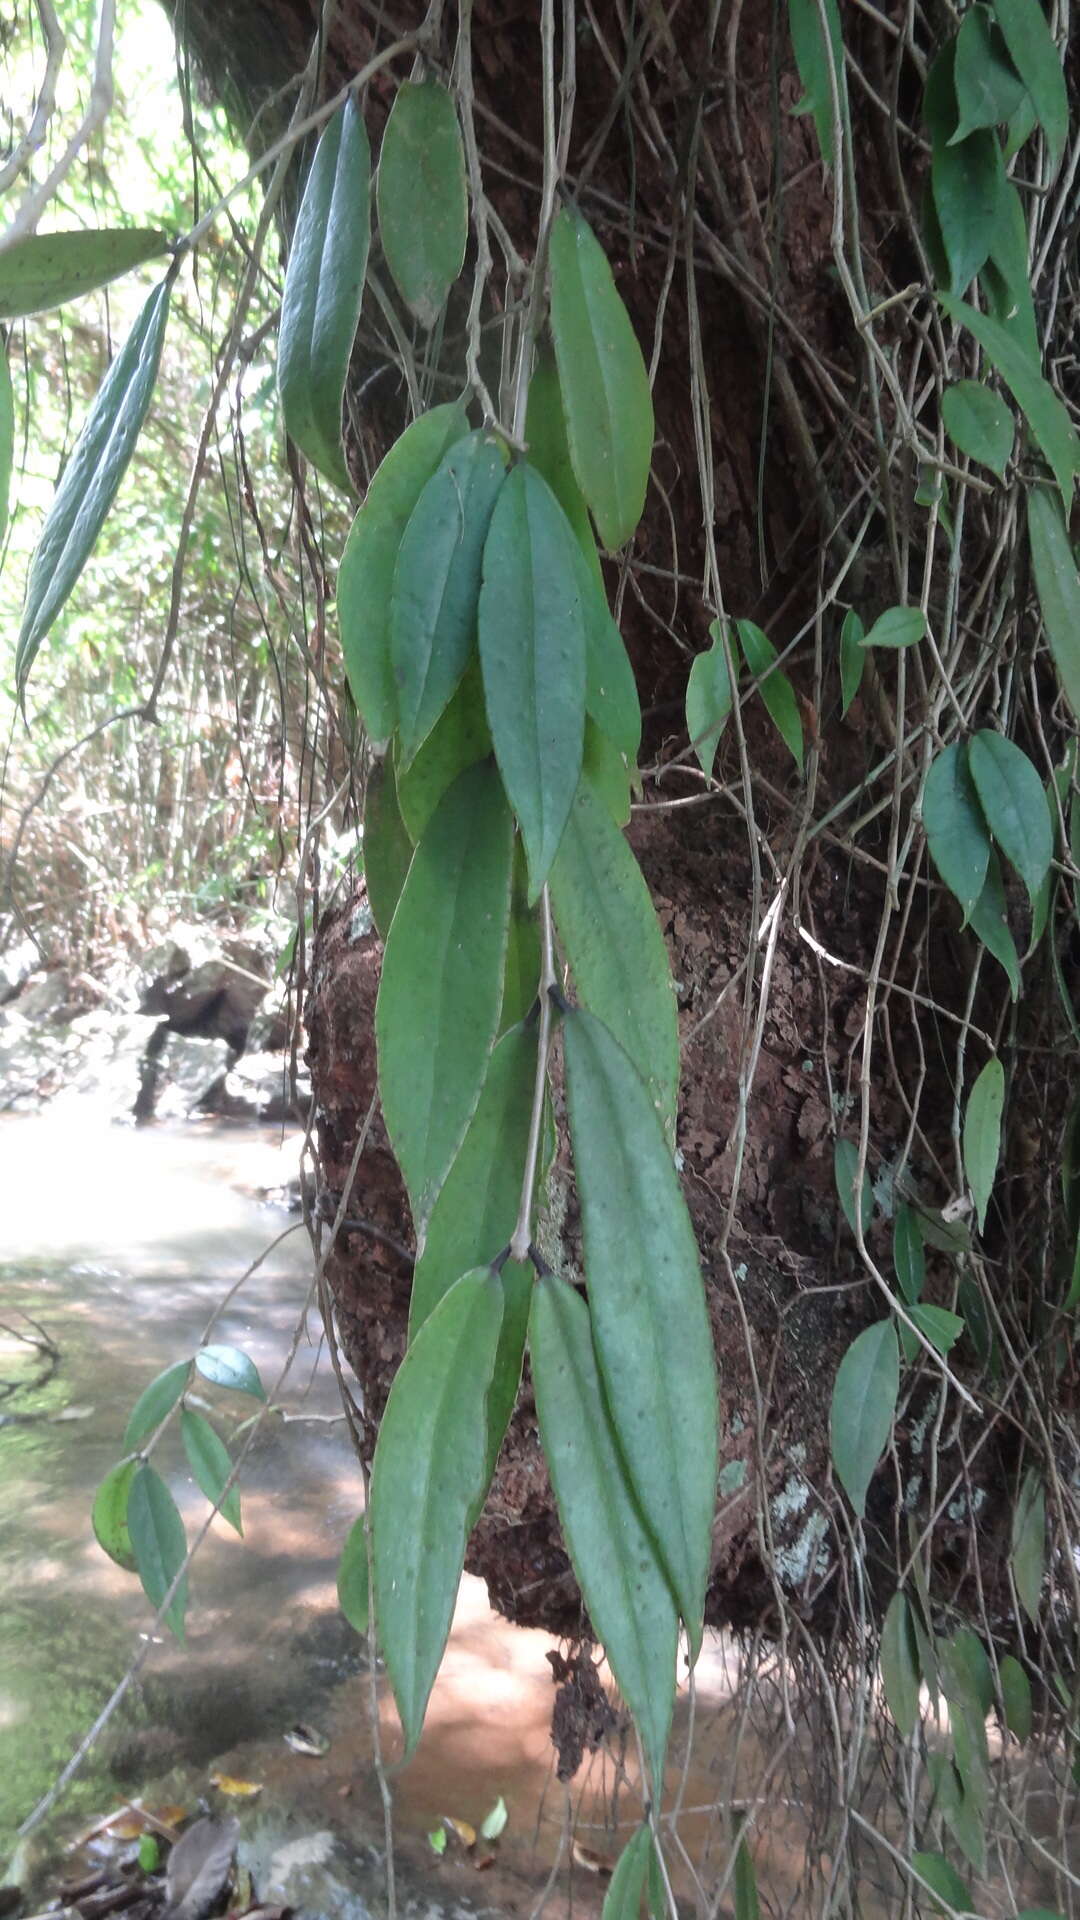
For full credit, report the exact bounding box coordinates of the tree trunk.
[163,0,1076,1652]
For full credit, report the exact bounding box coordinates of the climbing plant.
[7,0,1080,1907]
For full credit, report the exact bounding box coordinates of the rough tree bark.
[163,0,1074,1651]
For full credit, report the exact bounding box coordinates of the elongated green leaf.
[92,1460,138,1571]
[392,433,506,763]
[963,1055,1005,1233]
[376,760,513,1226]
[371,1268,503,1754]
[931,126,1000,295]
[686,624,735,777]
[181,1408,242,1534]
[0,227,169,319]
[563,1009,717,1653]
[550,780,679,1139]
[911,1851,970,1915]
[968,729,1052,905]
[830,1320,898,1518]
[530,1275,678,1790]
[734,1835,759,1920]
[861,605,926,650]
[1011,1465,1045,1623]
[525,349,603,588]
[968,850,1021,1000]
[277,99,370,491]
[195,1344,266,1399]
[941,1631,991,1817]
[1027,486,1080,726]
[409,1021,534,1337]
[990,0,1068,170]
[377,79,467,326]
[834,1138,873,1238]
[999,1653,1032,1742]
[839,609,864,717]
[880,1591,920,1738]
[908,1303,964,1357]
[363,756,413,938]
[603,1828,654,1920]
[927,1751,986,1874]
[942,380,1013,477]
[16,274,172,697]
[984,181,1039,360]
[337,1515,370,1635]
[482,1257,532,1486]
[123,1358,190,1451]
[952,8,1027,139]
[584,719,631,827]
[338,402,469,741]
[0,338,13,549]
[478,463,586,896]
[938,295,1079,506]
[922,742,992,919]
[736,620,804,770]
[549,207,654,550]
[893,1203,925,1304]
[787,0,848,168]
[396,658,491,841]
[127,1463,188,1640]
[583,586,641,764]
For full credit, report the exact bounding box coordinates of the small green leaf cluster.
[92,1343,265,1640]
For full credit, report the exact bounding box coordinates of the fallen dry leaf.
[209,1774,263,1799]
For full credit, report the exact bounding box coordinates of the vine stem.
[509,886,557,1262]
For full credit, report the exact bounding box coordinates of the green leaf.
[16,275,172,699]
[893,1203,925,1304]
[839,609,864,717]
[123,1358,190,1451]
[195,1344,266,1399]
[952,8,1027,140]
[501,842,541,1031]
[999,1653,1032,1742]
[583,590,641,764]
[922,742,992,920]
[0,227,169,319]
[931,125,1001,295]
[549,206,654,550]
[926,1752,986,1874]
[602,1827,654,1920]
[686,624,735,777]
[363,757,413,938]
[967,850,1022,1000]
[584,719,631,827]
[428,1827,447,1856]
[478,463,586,896]
[968,730,1052,905]
[733,1836,759,1920]
[787,0,848,168]
[338,402,469,741]
[1011,1465,1045,1623]
[127,1463,188,1640]
[371,1268,503,1754]
[963,1055,1005,1233]
[736,620,803,770]
[1027,485,1080,727]
[376,760,514,1227]
[392,433,506,764]
[861,605,926,650]
[880,1591,920,1738]
[0,338,13,550]
[530,1275,678,1790]
[137,1834,160,1875]
[834,1138,873,1238]
[550,779,680,1139]
[1003,93,1039,161]
[377,79,467,327]
[277,99,370,492]
[525,349,603,588]
[990,0,1068,171]
[484,1258,532,1485]
[337,1514,370,1635]
[180,1408,242,1534]
[911,1851,970,1915]
[92,1460,139,1571]
[942,380,1013,477]
[563,1009,717,1654]
[409,1021,535,1337]
[984,178,1039,360]
[830,1320,899,1519]
[938,296,1079,507]
[480,1797,508,1842]
[908,1304,965,1357]
[395,657,491,842]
